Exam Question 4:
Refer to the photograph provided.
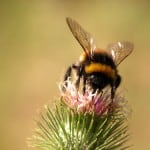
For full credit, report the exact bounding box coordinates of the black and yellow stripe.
[85,63,116,79]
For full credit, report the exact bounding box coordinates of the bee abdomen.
[85,63,116,79]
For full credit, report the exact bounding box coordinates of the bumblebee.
[64,17,133,99]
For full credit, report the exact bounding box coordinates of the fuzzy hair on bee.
[64,17,133,99]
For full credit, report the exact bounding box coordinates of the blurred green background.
[0,0,150,149]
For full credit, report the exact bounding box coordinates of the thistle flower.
[59,79,130,117]
[29,79,131,150]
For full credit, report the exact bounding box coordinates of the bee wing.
[66,17,96,57]
[107,41,134,66]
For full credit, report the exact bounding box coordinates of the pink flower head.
[59,79,130,116]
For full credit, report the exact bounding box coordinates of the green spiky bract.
[29,98,130,150]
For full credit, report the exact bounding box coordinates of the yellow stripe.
[85,63,115,78]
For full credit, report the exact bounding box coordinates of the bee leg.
[111,75,121,100]
[115,75,121,89]
[64,66,72,81]
[82,76,87,94]
[111,86,116,100]
[75,77,80,90]
[74,65,84,90]
[62,66,72,92]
